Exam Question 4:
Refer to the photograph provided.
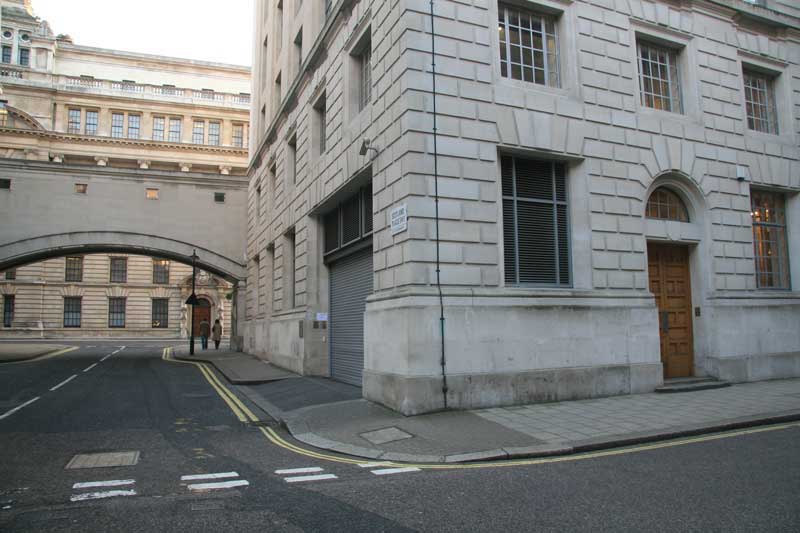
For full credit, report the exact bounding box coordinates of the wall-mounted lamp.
[359,138,378,158]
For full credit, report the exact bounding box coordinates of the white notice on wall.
[390,204,408,235]
[316,312,328,322]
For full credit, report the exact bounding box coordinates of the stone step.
[655,378,731,393]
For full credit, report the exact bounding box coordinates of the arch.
[4,105,47,131]
[646,187,690,222]
[644,170,707,224]
[0,231,245,282]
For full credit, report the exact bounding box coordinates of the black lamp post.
[185,250,199,355]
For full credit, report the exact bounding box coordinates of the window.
[294,29,303,74]
[192,120,205,144]
[751,190,790,289]
[325,0,332,16]
[743,70,778,134]
[65,256,83,282]
[153,259,170,284]
[111,112,124,138]
[0,178,10,190]
[232,124,245,147]
[86,110,98,135]
[287,134,297,184]
[214,192,226,203]
[256,185,262,218]
[18,47,29,66]
[63,297,81,328]
[358,44,372,111]
[286,231,296,309]
[323,184,373,254]
[3,295,13,328]
[74,183,88,194]
[498,4,559,87]
[109,257,127,283]
[68,109,81,134]
[646,187,689,222]
[152,298,169,328]
[501,155,570,286]
[108,297,126,328]
[314,94,327,154]
[146,188,159,200]
[5,269,15,280]
[637,41,682,113]
[1,46,10,64]
[168,117,182,142]
[274,73,282,114]
[208,122,220,146]
[153,116,165,141]
[127,114,141,139]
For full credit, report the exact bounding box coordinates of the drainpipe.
[429,0,448,409]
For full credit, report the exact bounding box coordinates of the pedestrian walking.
[199,317,210,350]
[212,319,223,350]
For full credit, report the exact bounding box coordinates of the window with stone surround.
[65,256,83,282]
[68,109,81,134]
[287,133,297,184]
[751,189,790,289]
[501,155,570,287]
[636,40,683,113]
[152,298,169,328]
[2,45,11,64]
[63,297,81,328]
[498,4,559,87]
[646,187,689,222]
[313,92,327,155]
[357,43,372,111]
[153,259,170,284]
[86,110,98,135]
[5,269,15,280]
[743,69,778,135]
[208,122,221,146]
[127,114,141,139]
[168,117,182,142]
[233,124,245,147]
[108,297,126,328]
[3,295,13,328]
[109,257,127,283]
[18,47,29,66]
[153,116,165,141]
[192,120,205,144]
[111,112,125,138]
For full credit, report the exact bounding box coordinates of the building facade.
[258,0,798,414]
[0,0,249,338]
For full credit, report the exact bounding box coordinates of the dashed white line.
[187,480,250,491]
[100,346,126,362]
[370,467,421,476]
[70,489,136,502]
[283,474,338,483]
[0,396,40,421]
[83,363,97,373]
[275,467,324,475]
[49,374,77,392]
[73,479,135,489]
[181,472,239,481]
[357,462,392,468]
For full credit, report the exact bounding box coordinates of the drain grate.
[66,451,140,469]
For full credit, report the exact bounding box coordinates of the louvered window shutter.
[502,155,570,287]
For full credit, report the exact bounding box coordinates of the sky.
[31,0,253,67]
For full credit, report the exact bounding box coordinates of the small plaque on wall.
[390,204,408,235]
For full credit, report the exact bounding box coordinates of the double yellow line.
[161,347,800,471]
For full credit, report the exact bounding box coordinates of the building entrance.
[192,298,211,336]
[647,243,694,378]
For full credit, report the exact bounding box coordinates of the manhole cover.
[65,451,140,469]
[360,427,414,445]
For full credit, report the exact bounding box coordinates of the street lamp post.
[185,250,199,355]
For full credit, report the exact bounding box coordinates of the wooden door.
[647,243,694,378]
[192,300,211,336]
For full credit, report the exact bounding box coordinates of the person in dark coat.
[211,319,223,350]
[199,318,210,350]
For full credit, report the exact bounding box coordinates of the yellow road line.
[161,347,800,470]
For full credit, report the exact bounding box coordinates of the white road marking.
[357,462,391,468]
[50,374,77,392]
[70,489,136,502]
[73,479,135,489]
[283,474,338,483]
[83,363,97,373]
[275,467,324,475]
[0,396,40,421]
[187,480,250,491]
[370,467,421,476]
[100,346,126,362]
[180,472,239,481]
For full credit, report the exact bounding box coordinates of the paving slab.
[175,349,297,384]
[0,344,72,362]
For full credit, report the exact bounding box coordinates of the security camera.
[359,138,378,157]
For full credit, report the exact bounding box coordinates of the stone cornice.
[0,126,250,156]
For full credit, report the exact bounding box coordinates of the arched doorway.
[192,298,211,336]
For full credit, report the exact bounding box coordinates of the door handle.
[661,311,669,333]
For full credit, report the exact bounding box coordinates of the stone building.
[244,0,800,415]
[0,0,249,338]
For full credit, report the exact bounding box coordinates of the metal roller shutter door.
[329,247,373,386]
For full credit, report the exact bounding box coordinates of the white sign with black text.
[390,204,408,235]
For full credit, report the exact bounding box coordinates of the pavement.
[175,348,800,464]
[0,343,72,362]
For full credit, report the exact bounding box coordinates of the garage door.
[329,246,373,386]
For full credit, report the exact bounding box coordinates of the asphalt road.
[0,341,798,532]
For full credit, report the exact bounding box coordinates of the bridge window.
[208,122,221,146]
[108,297,126,328]
[646,187,689,222]
[153,259,170,284]
[63,297,81,328]
[152,298,169,328]
[0,178,9,190]
[214,192,226,203]
[146,188,159,200]
[109,257,127,283]
[4,269,15,280]
[86,111,98,135]
[68,109,81,134]
[153,116,165,141]
[3,295,13,328]
[111,112,124,138]
[168,118,182,142]
[65,256,83,282]
[74,183,88,194]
